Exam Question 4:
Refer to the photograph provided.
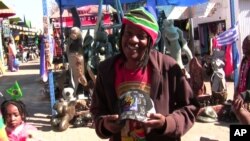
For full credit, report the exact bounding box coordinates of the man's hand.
[144,113,166,131]
[102,114,123,134]
[232,96,244,113]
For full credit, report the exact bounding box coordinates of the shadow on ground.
[200,136,219,141]
[27,117,52,131]
[19,64,40,70]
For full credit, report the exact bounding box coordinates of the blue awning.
[56,0,208,9]
[155,0,208,6]
[157,1,217,19]
[56,0,138,8]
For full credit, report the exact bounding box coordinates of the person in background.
[232,35,250,124]
[0,60,4,76]
[162,19,193,79]
[18,42,26,63]
[0,100,39,141]
[90,6,200,141]
[7,38,18,72]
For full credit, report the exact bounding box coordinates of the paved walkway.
[0,58,235,141]
[0,59,107,141]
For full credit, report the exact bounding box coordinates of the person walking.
[18,42,26,63]
[7,38,18,72]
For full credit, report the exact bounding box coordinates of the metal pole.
[188,8,194,56]
[230,0,239,91]
[115,0,122,25]
[71,7,81,28]
[0,24,3,65]
[59,0,64,63]
[42,0,56,116]
[94,0,103,39]
[117,0,124,17]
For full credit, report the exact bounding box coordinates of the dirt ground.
[1,59,236,141]
[181,80,235,141]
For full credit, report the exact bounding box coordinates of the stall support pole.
[230,0,239,91]
[49,70,56,116]
[0,27,4,65]
[59,0,64,63]
[42,0,56,116]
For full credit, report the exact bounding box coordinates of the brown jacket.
[90,50,200,141]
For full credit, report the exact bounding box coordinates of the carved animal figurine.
[73,99,92,127]
[88,30,113,75]
[210,59,227,105]
[66,27,88,95]
[62,87,76,101]
[189,57,206,97]
[189,57,211,107]
[162,19,193,77]
[51,98,76,131]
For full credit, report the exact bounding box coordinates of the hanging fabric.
[224,44,233,77]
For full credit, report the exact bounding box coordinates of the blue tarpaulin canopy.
[56,0,208,9]
[148,0,208,6]
[55,0,208,29]
[56,0,137,8]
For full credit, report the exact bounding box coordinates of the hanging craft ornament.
[6,81,23,100]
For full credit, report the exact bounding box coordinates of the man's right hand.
[102,114,123,134]
[232,96,244,112]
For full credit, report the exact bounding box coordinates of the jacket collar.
[149,50,162,99]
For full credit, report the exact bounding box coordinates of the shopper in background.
[7,38,18,72]
[18,41,26,63]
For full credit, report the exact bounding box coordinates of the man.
[90,7,200,141]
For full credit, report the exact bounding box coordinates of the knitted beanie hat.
[122,7,159,47]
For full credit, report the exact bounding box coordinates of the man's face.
[121,24,149,62]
